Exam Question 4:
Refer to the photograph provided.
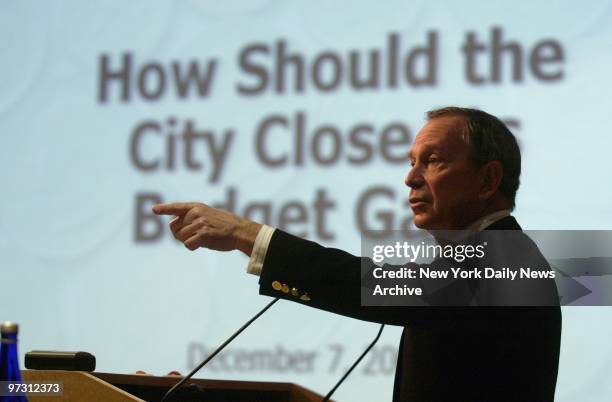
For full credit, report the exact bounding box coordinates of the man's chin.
[412,214,432,229]
[413,213,447,231]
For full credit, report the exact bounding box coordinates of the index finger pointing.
[152,202,199,216]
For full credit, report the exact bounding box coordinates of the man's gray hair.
[426,106,521,209]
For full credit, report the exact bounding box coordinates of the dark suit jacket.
[258,216,561,402]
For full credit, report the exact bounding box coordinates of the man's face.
[406,116,483,230]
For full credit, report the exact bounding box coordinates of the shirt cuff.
[246,225,276,276]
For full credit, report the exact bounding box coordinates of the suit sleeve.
[257,229,560,328]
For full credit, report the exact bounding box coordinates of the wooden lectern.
[21,370,327,402]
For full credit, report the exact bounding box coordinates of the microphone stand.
[161,297,279,402]
[322,324,385,402]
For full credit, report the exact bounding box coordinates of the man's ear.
[478,161,503,200]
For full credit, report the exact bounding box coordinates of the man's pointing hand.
[152,202,262,256]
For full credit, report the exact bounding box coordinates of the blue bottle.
[1,321,27,402]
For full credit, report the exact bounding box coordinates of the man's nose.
[405,165,423,188]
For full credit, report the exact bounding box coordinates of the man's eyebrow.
[428,146,447,154]
[409,145,446,159]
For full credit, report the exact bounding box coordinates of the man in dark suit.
[153,107,561,401]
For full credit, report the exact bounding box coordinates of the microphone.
[322,324,385,402]
[161,297,279,402]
